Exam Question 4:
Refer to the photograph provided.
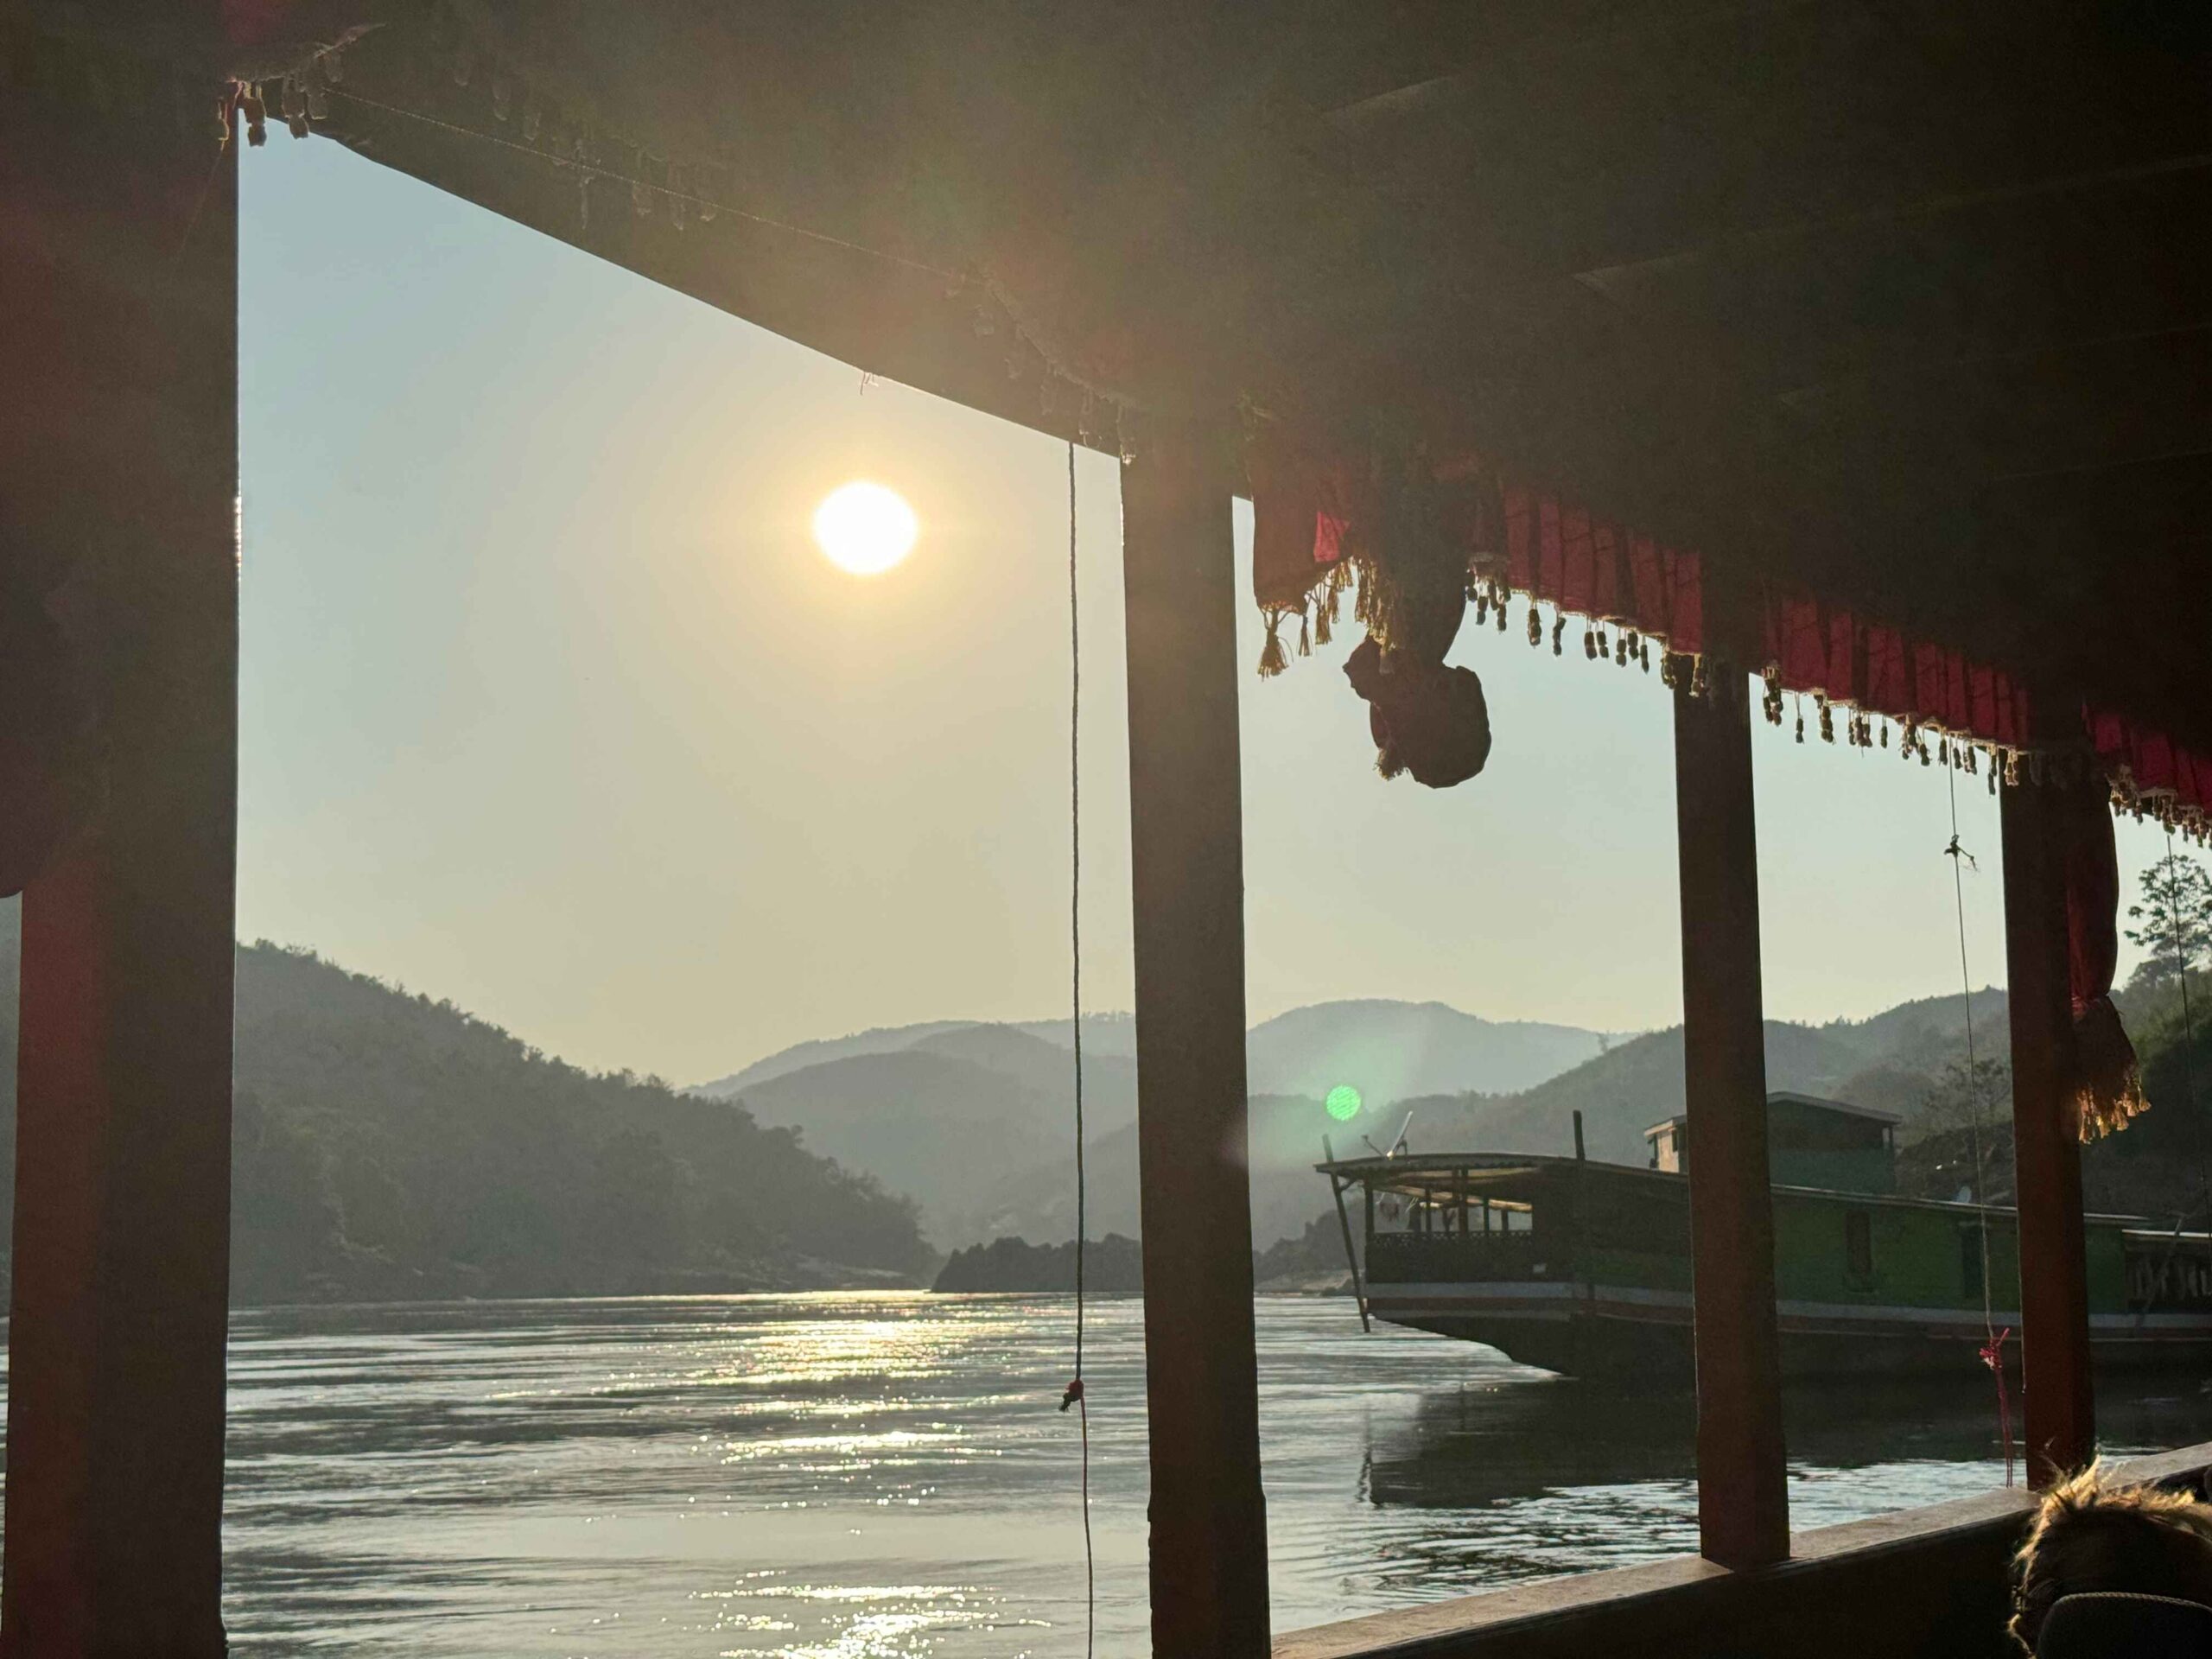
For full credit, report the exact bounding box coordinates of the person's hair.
[2012,1464,2212,1651]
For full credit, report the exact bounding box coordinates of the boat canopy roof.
[1317,1151,2155,1228]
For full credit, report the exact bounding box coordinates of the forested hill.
[0,919,931,1304]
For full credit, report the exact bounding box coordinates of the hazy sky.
[231,137,2175,1084]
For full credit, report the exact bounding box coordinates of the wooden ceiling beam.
[1573,151,2212,298]
[185,0,2212,750]
[1782,332,2212,492]
[1772,320,2212,412]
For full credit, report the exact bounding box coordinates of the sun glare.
[813,480,918,576]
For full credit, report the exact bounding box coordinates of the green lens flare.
[1325,1084,1363,1122]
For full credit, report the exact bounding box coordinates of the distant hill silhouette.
[696,1014,1138,1095]
[1402,994,2017,1165]
[931,1233,1144,1294]
[695,994,2060,1250]
[696,1000,1608,1244]
[699,1001,1595,1103]
[1244,1000,1609,1103]
[919,990,2045,1254]
[10,890,2211,1304]
[0,913,931,1304]
[963,1093,1356,1252]
[1404,1021,1870,1165]
[734,1042,1135,1244]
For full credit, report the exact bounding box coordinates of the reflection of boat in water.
[1360,1372,2212,1510]
[1321,1093,2212,1382]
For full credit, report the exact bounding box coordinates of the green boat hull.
[1325,1149,2212,1382]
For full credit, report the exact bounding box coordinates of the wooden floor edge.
[1271,1440,2212,1659]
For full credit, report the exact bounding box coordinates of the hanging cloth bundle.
[1352,450,1472,665]
[0,578,96,899]
[2057,781,2149,1141]
[1249,429,1497,786]
[1339,451,1494,789]
[1343,638,1491,788]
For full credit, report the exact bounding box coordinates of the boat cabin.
[1646,1091,1903,1195]
[1325,1148,2212,1382]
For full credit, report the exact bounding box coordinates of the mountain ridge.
[0,918,933,1304]
[930,988,2026,1252]
[695,999,1611,1099]
[701,999,1613,1245]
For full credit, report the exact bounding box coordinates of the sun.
[812,480,918,575]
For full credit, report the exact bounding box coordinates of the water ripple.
[13,1294,2208,1655]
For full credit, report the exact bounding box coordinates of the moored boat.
[1319,1092,2212,1381]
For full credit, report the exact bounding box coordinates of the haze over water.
[159,1294,2212,1656]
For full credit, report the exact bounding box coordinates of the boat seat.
[2037,1591,2212,1657]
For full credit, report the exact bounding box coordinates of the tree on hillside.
[1901,1056,2013,1205]
[2126,853,2212,992]
[588,1128,686,1274]
[195,941,938,1301]
[1913,1055,2010,1140]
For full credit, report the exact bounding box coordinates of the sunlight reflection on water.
[16,1294,2212,1656]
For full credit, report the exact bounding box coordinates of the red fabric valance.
[1248,430,1353,615]
[1763,594,2031,754]
[2090,707,2212,833]
[2054,779,2148,1140]
[1244,426,2205,834]
[1500,482,1704,656]
[1248,426,1707,666]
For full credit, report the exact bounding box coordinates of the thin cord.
[1946,765,2012,1484]
[169,137,232,273]
[1071,441,1085,1381]
[1945,768,1996,1335]
[328,71,1107,1637]
[1064,441,1094,1659]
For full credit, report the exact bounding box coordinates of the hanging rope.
[1945,764,2013,1484]
[1979,1324,2015,1485]
[1053,441,1095,1659]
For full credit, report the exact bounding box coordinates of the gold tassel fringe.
[1258,611,1289,678]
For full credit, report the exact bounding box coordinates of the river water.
[183,1294,2212,1653]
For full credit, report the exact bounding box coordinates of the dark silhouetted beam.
[0,53,238,1659]
[1673,672,1789,1570]
[1122,424,1270,1656]
[2001,781,2096,1486]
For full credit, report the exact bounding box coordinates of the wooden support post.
[2001,780,2096,1485]
[1,74,238,1659]
[1120,426,1269,1657]
[1673,675,1789,1570]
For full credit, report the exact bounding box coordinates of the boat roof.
[1767,1090,1907,1125]
[1317,1150,2154,1228]
[1642,1091,1904,1141]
